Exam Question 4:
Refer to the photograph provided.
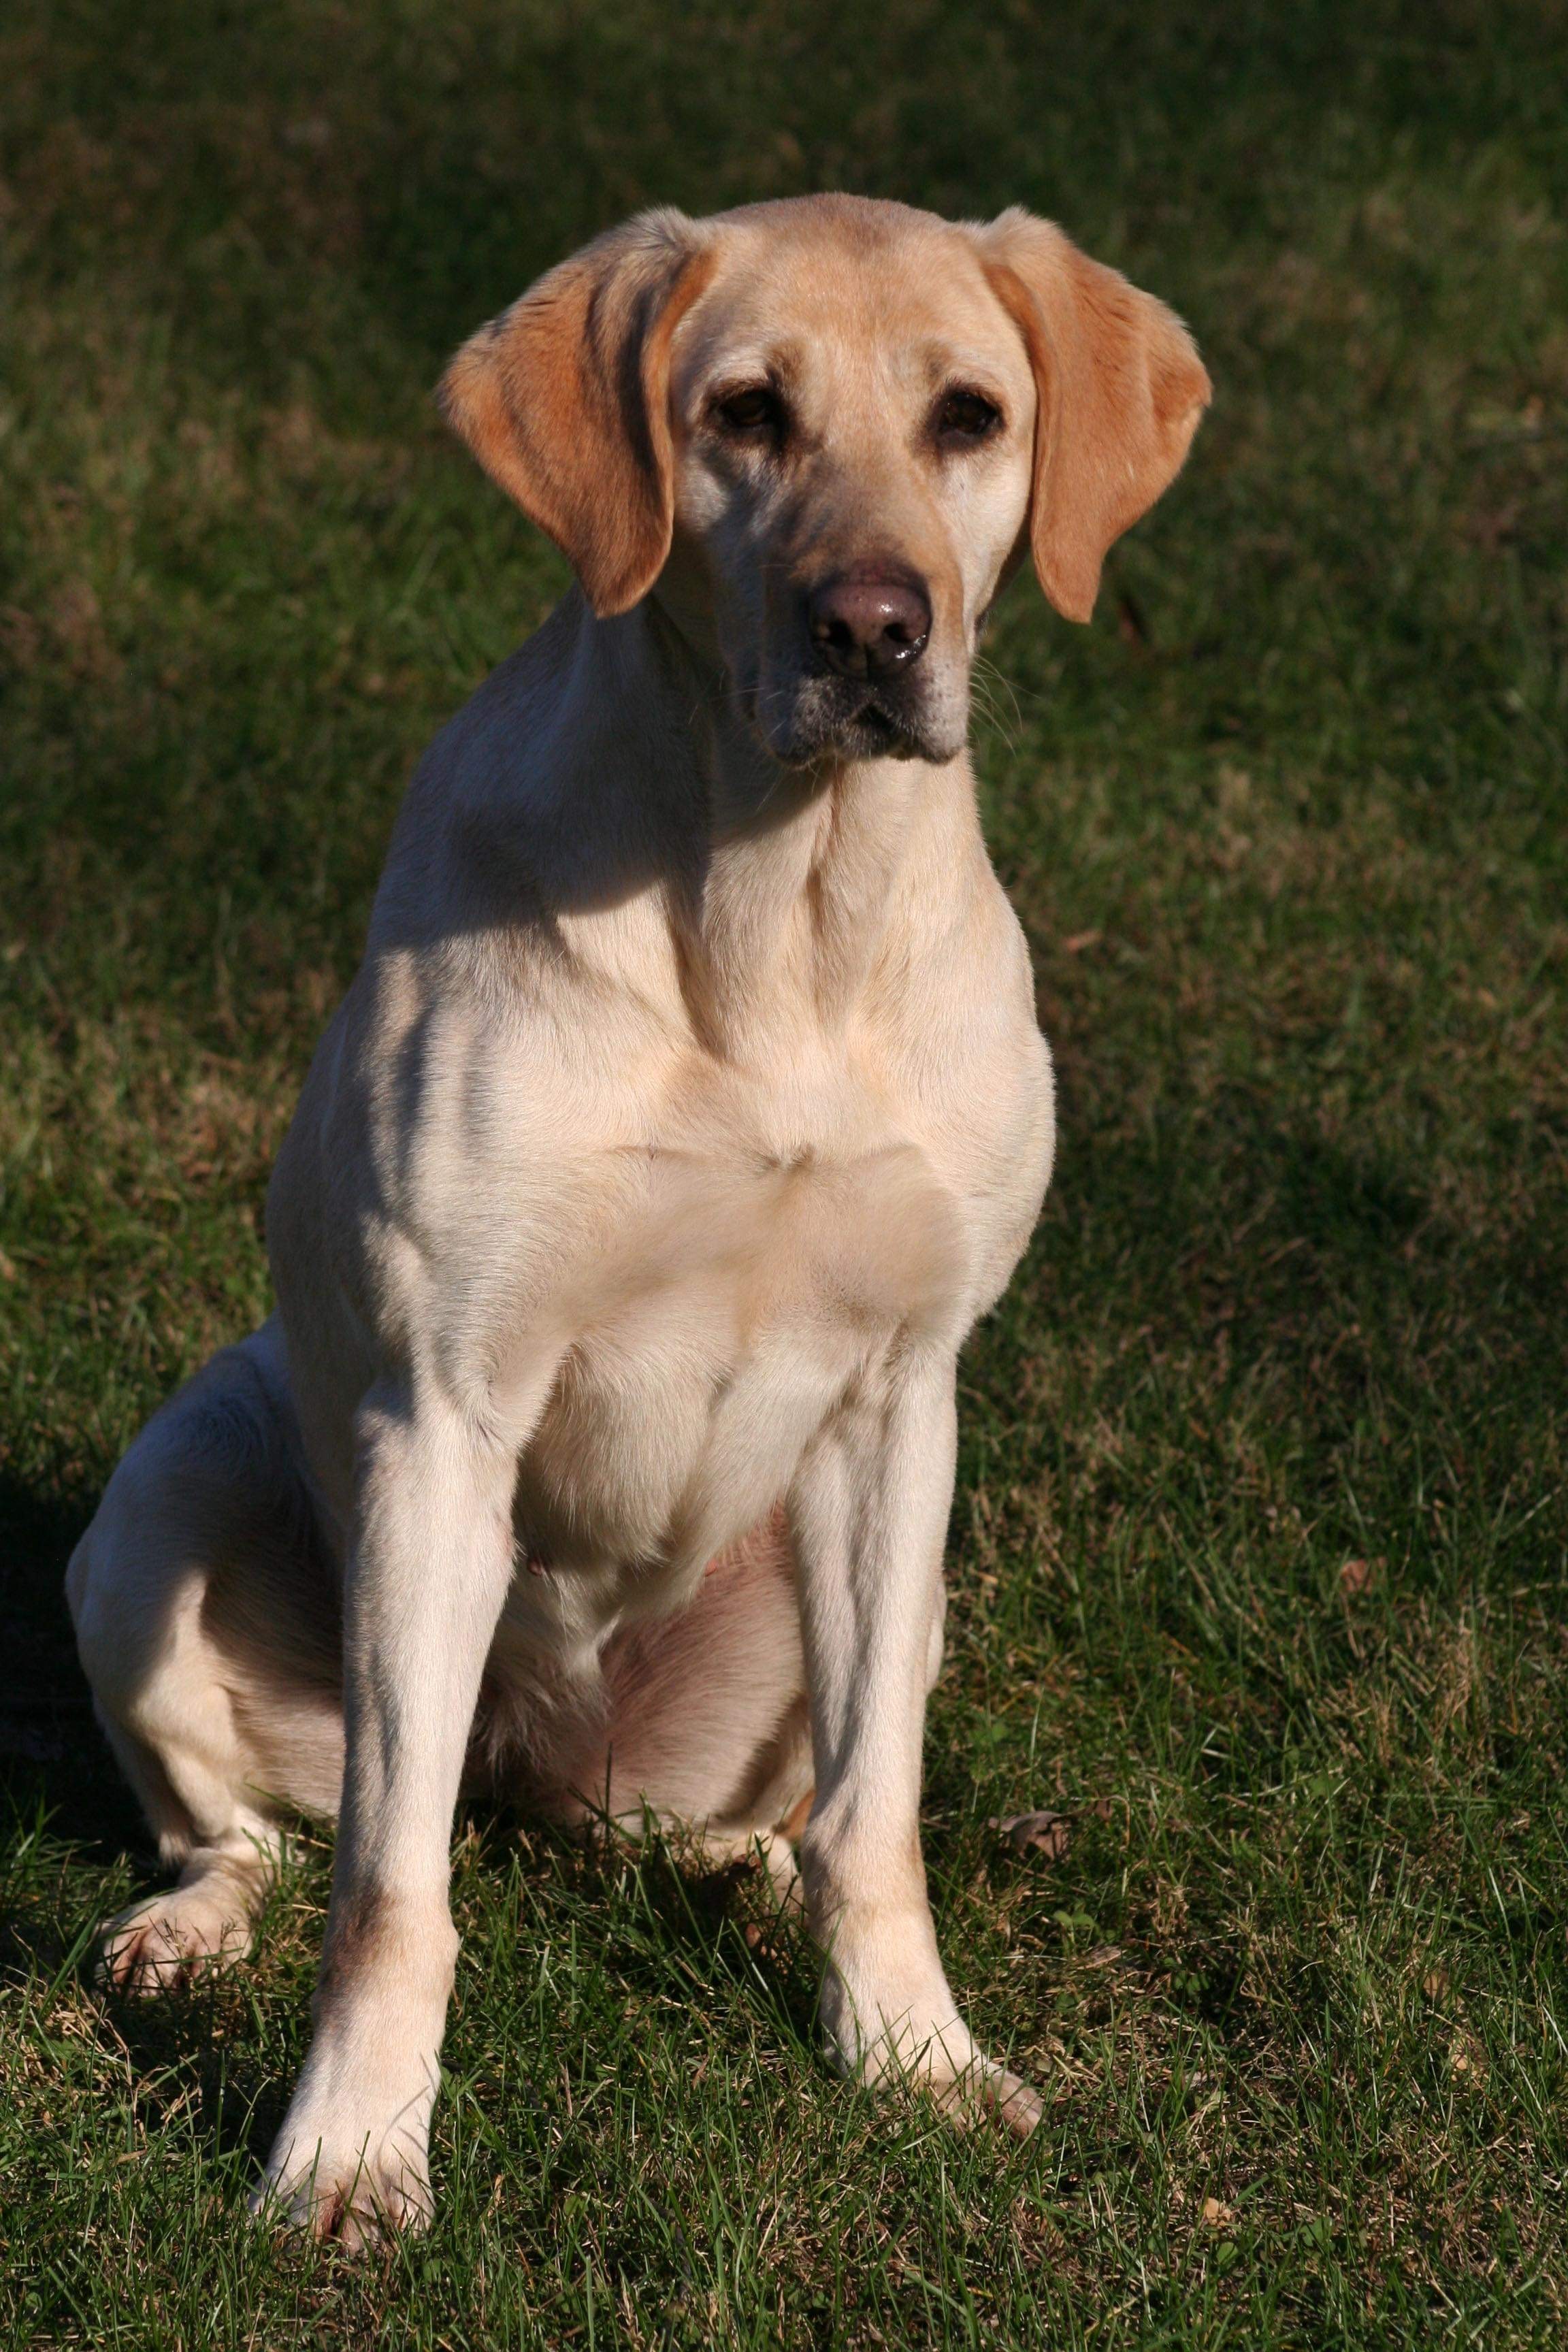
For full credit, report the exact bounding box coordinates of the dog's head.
[440,197,1209,768]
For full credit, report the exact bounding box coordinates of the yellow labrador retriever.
[67,195,1208,2242]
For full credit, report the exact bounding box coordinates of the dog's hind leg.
[66,1320,344,1992]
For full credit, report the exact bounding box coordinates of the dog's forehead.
[676,201,1024,395]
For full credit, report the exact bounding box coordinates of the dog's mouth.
[755,672,956,768]
[833,700,924,760]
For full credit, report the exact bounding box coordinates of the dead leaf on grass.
[988,1795,1116,1865]
[990,1810,1072,1861]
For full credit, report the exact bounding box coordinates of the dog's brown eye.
[714,385,784,436]
[934,388,1002,444]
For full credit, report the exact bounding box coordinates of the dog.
[66,195,1208,2244]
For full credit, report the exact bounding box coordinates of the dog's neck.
[627,592,973,1060]
[404,588,981,1068]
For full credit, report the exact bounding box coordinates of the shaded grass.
[2,0,1567,2341]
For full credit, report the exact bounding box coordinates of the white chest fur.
[511,1122,971,1589]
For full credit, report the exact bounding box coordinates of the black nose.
[807,573,932,678]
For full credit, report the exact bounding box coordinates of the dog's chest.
[510,1105,970,1582]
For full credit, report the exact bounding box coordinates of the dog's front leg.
[790,1345,1041,2136]
[254,1384,520,2244]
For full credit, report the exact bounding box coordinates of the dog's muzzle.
[757,566,959,765]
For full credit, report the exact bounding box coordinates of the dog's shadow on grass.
[0,1469,144,1863]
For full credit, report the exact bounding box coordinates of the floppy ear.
[438,210,717,617]
[971,210,1211,624]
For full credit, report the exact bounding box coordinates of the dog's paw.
[251,2123,434,2251]
[98,1882,255,1995]
[931,2054,1044,2138]
[818,1939,1043,2139]
[253,2064,438,2251]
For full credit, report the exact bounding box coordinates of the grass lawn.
[3,1,1567,2341]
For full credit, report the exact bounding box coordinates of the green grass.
[3,0,1567,2340]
